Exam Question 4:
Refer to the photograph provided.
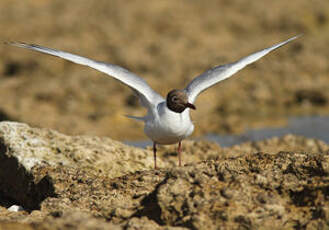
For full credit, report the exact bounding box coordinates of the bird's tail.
[125,115,146,122]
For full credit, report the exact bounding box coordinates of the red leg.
[153,142,157,169]
[178,141,182,167]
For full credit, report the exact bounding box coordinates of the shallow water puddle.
[125,116,329,148]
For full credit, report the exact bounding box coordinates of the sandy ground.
[0,0,328,141]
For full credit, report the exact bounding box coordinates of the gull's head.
[166,89,196,113]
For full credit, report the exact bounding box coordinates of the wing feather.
[185,35,300,103]
[7,42,164,109]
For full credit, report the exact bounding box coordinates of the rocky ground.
[0,0,329,141]
[0,121,329,229]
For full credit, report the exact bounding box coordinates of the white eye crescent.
[172,96,178,102]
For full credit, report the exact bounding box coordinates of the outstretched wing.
[7,42,164,109]
[185,35,300,103]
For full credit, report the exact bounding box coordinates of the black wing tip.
[4,41,29,47]
[3,41,19,46]
[4,41,43,49]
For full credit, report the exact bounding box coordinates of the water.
[125,116,329,148]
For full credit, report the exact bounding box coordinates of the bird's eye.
[172,96,178,102]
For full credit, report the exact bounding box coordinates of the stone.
[7,205,24,212]
[0,121,163,210]
[0,122,329,229]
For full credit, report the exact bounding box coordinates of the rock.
[0,121,329,229]
[7,205,24,212]
[226,134,329,156]
[124,217,188,230]
[0,121,161,210]
[34,211,122,230]
[157,152,329,229]
[0,222,34,230]
[0,211,187,230]
[0,121,157,173]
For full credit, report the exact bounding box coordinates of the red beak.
[186,103,196,110]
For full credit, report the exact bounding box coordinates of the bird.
[7,35,300,169]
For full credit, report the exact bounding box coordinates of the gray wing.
[7,42,164,109]
[185,35,300,103]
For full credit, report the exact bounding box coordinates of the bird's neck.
[159,102,191,118]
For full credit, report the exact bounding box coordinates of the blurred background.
[0,0,328,142]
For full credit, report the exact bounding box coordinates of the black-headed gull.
[7,35,300,169]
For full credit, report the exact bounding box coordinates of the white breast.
[144,102,194,145]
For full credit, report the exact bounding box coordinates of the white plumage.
[8,35,300,168]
